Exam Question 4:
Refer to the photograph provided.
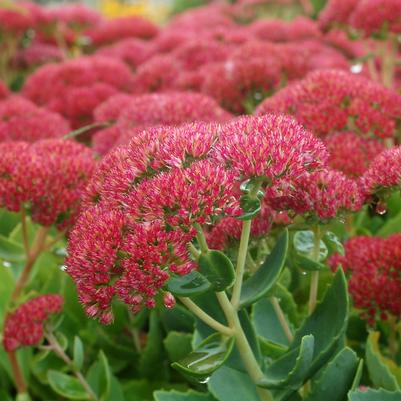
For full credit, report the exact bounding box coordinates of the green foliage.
[47,371,88,400]
[172,334,234,379]
[240,230,288,308]
[348,389,401,401]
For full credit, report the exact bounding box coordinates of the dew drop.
[3,261,11,268]
[375,201,387,215]
[198,377,210,384]
[351,63,363,74]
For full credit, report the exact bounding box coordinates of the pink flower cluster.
[0,139,96,229]
[330,235,401,323]
[257,69,401,139]
[67,115,330,322]
[0,96,70,142]
[320,0,401,36]
[3,294,63,352]
[23,56,133,129]
[92,92,232,154]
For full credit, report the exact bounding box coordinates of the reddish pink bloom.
[251,17,321,42]
[86,16,159,46]
[0,96,70,142]
[321,0,401,36]
[116,92,232,146]
[3,295,63,352]
[201,57,281,113]
[215,114,328,182]
[14,41,64,68]
[360,146,401,201]
[257,69,401,138]
[172,39,231,71]
[330,235,401,323]
[94,93,135,123]
[46,4,102,29]
[66,205,194,323]
[96,38,153,71]
[268,169,363,219]
[163,292,176,309]
[23,56,133,129]
[0,139,96,229]
[0,2,36,33]
[131,55,181,93]
[325,131,385,177]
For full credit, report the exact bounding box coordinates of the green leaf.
[351,360,364,391]
[198,250,235,291]
[138,312,166,380]
[258,335,315,389]
[366,331,400,391]
[240,230,288,308]
[293,255,327,271]
[164,331,193,362]
[304,347,359,401]
[98,351,111,401]
[208,365,260,401]
[167,271,211,297]
[159,304,195,333]
[0,235,25,262]
[172,333,234,379]
[154,389,217,401]
[293,231,328,261]
[323,232,344,256]
[239,194,262,220]
[290,269,349,376]
[47,370,88,400]
[15,394,32,401]
[348,389,401,401]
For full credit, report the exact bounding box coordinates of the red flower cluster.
[0,96,70,142]
[257,69,401,139]
[22,56,133,129]
[320,0,401,36]
[325,131,385,177]
[86,15,159,46]
[3,295,63,352]
[0,139,96,229]
[0,81,10,100]
[360,146,401,202]
[93,92,232,153]
[67,115,329,321]
[330,235,401,323]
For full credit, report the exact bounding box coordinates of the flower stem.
[7,351,26,394]
[270,297,294,343]
[194,223,209,254]
[231,219,252,309]
[216,291,274,401]
[179,296,233,336]
[11,226,50,303]
[380,35,398,88]
[45,330,99,401]
[308,225,322,315]
[21,210,29,257]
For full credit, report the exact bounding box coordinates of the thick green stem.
[45,331,99,401]
[194,223,209,254]
[179,297,233,336]
[231,219,252,309]
[270,297,294,343]
[308,225,322,315]
[216,292,274,401]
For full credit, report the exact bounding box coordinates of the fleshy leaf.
[172,333,234,379]
[154,389,217,401]
[258,335,314,390]
[47,370,88,400]
[304,347,359,401]
[348,389,401,401]
[73,337,84,372]
[198,250,235,292]
[293,231,328,261]
[323,231,345,256]
[240,230,288,308]
[290,269,349,376]
[167,271,211,297]
[366,331,400,391]
[0,234,25,262]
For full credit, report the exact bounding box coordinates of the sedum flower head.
[257,69,401,139]
[3,295,63,352]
